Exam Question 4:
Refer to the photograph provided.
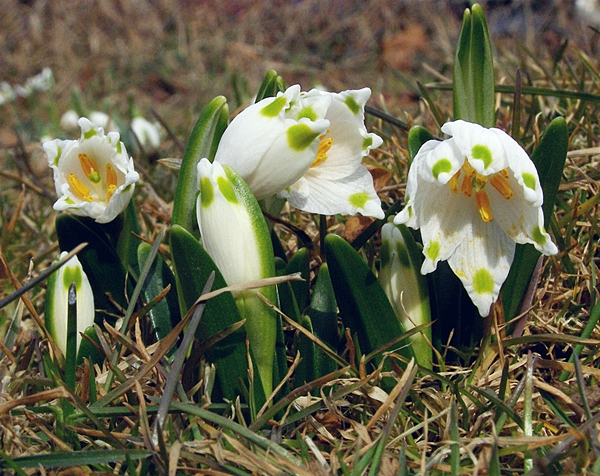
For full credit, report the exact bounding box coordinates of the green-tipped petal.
[45,252,95,360]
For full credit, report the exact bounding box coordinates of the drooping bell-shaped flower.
[44,252,95,358]
[131,116,162,150]
[394,120,558,317]
[279,88,385,218]
[214,85,330,201]
[44,117,139,224]
[196,158,278,397]
[214,85,384,218]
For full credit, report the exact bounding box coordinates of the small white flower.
[44,117,139,224]
[131,116,162,150]
[60,110,80,131]
[279,88,384,219]
[394,120,558,317]
[44,252,95,357]
[0,82,16,106]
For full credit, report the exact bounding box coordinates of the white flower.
[131,116,162,150]
[394,120,558,317]
[44,117,139,224]
[196,158,277,397]
[279,88,384,219]
[0,82,16,106]
[60,110,80,131]
[214,85,384,218]
[215,85,330,201]
[44,252,95,357]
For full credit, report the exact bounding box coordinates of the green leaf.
[407,125,435,163]
[77,326,103,366]
[501,117,568,320]
[55,214,132,322]
[137,242,181,342]
[116,199,142,278]
[171,96,229,234]
[306,263,339,378]
[285,248,310,312]
[324,234,414,374]
[255,70,286,102]
[453,4,495,127]
[170,224,264,406]
[0,449,151,469]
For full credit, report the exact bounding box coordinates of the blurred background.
[1,0,596,131]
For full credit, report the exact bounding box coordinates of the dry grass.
[1,0,600,474]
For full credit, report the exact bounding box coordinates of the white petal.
[497,129,544,206]
[447,218,515,317]
[490,183,558,255]
[419,138,464,185]
[417,182,475,274]
[282,165,384,218]
[443,120,508,174]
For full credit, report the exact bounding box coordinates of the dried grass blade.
[152,272,214,445]
[367,359,417,476]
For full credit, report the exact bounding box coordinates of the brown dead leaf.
[342,215,375,242]
[365,165,392,192]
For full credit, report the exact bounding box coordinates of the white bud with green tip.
[44,252,95,360]
[196,158,277,397]
[379,222,432,368]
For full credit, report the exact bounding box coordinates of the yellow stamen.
[490,173,513,199]
[68,173,93,202]
[475,190,493,222]
[461,172,474,197]
[311,132,334,168]
[449,170,460,194]
[78,153,101,183]
[106,163,118,202]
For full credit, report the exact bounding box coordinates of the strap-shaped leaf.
[453,4,495,127]
[324,234,414,372]
[170,224,264,405]
[305,263,339,378]
[255,70,285,102]
[171,97,229,234]
[137,242,181,342]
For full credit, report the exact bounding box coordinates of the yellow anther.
[490,173,513,199]
[78,153,101,184]
[106,163,118,202]
[311,132,334,168]
[68,173,93,202]
[475,190,493,222]
[462,159,475,175]
[461,172,474,197]
[449,170,460,194]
